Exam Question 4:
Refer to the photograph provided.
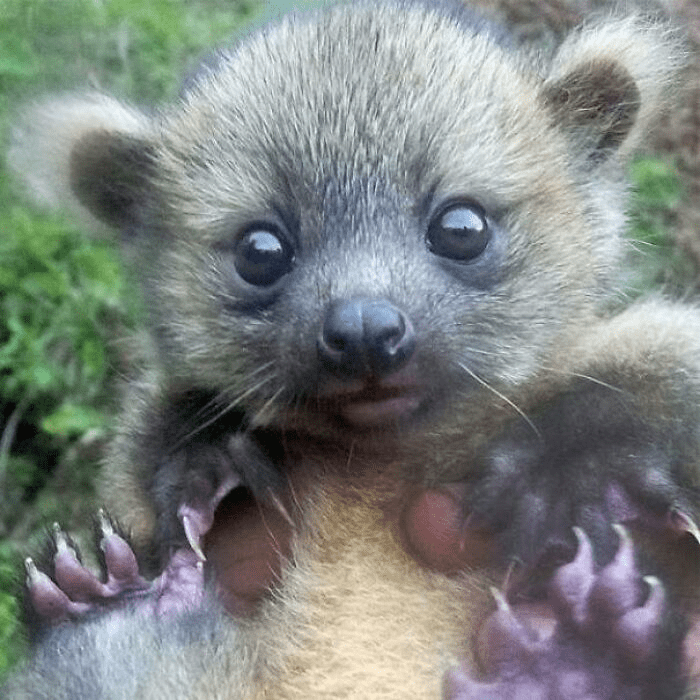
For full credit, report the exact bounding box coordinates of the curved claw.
[446,527,680,700]
[97,512,148,589]
[25,557,91,621]
[589,524,641,619]
[53,534,108,602]
[549,526,595,629]
[181,513,207,562]
[612,575,666,668]
[669,510,700,545]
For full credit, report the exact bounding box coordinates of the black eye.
[234,227,295,286]
[427,202,490,261]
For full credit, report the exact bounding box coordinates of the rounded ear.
[9,93,155,233]
[541,15,686,166]
[542,60,640,163]
[69,130,156,230]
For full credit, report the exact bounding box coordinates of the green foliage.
[0,0,261,680]
[0,206,122,407]
[0,543,24,677]
[630,157,681,243]
[627,156,692,296]
[0,0,260,103]
[0,193,123,531]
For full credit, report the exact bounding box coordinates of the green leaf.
[41,403,104,436]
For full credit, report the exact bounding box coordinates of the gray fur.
[5,1,698,698]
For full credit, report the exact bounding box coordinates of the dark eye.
[234,227,295,286]
[426,202,490,261]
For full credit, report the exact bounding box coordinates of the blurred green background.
[0,0,691,680]
[0,0,263,674]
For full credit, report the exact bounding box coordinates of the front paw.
[445,528,689,700]
[468,379,699,568]
[150,429,288,566]
[24,511,204,641]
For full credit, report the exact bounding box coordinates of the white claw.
[24,556,38,581]
[612,522,633,549]
[489,586,511,613]
[182,514,207,562]
[673,510,700,545]
[24,557,51,589]
[52,523,71,555]
[641,575,665,609]
[98,509,115,537]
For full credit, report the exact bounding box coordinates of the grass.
[0,0,262,677]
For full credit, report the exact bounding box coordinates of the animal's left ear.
[541,16,685,165]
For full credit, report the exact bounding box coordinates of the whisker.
[451,344,503,357]
[248,386,286,429]
[287,477,303,517]
[179,362,277,433]
[538,365,624,394]
[345,439,357,472]
[626,237,659,249]
[563,372,624,394]
[458,362,541,441]
[259,512,286,586]
[172,370,278,449]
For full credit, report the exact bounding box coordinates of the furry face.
[6,3,698,699]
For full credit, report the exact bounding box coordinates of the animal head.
[9,2,682,437]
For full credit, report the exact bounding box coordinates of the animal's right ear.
[9,94,155,233]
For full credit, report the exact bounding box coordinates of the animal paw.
[467,378,699,569]
[24,510,204,639]
[445,527,688,700]
[147,421,288,566]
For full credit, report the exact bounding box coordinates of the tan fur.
[268,485,483,699]
[5,2,698,698]
[188,481,486,700]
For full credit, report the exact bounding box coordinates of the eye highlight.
[233,226,295,286]
[426,201,491,262]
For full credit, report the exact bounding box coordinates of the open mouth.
[168,375,428,617]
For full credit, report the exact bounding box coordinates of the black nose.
[317,298,416,379]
